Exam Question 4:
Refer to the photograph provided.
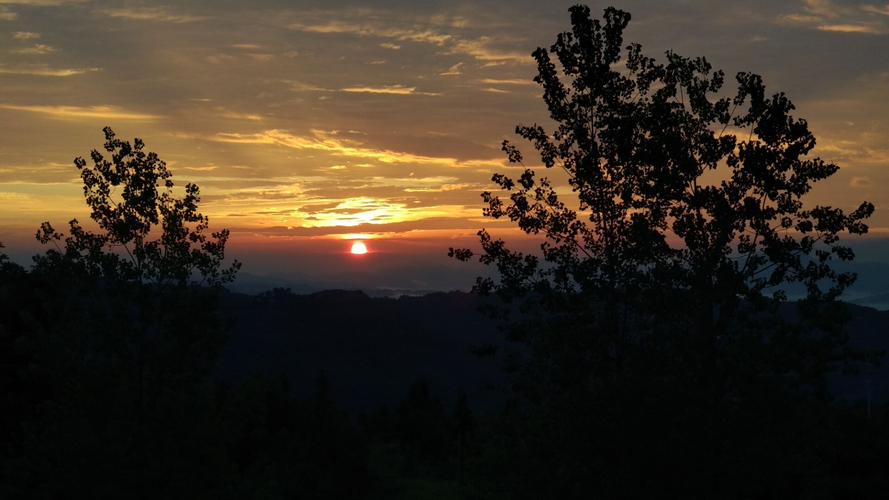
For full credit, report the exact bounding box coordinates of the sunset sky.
[1,0,888,293]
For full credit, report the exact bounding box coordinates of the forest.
[2,5,889,499]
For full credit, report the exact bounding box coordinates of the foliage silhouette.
[451,4,878,498]
[35,126,240,287]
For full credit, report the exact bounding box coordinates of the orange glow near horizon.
[350,241,368,255]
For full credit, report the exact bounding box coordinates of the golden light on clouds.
[96,7,206,24]
[817,24,881,34]
[300,197,464,228]
[0,104,159,121]
[0,66,99,77]
[210,129,503,168]
[340,84,439,95]
[0,0,887,254]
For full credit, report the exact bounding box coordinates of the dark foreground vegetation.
[3,270,889,499]
[3,4,889,499]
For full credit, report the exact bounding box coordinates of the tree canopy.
[453,5,873,334]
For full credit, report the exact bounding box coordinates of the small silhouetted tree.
[35,126,240,286]
[452,5,876,498]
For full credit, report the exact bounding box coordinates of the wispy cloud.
[818,23,881,33]
[297,21,452,45]
[246,53,274,62]
[12,43,57,54]
[289,81,336,93]
[219,110,264,121]
[0,0,86,5]
[450,38,527,63]
[293,196,467,229]
[289,15,528,64]
[0,65,98,76]
[781,0,888,34]
[863,4,889,17]
[439,62,463,76]
[479,78,535,85]
[0,104,159,121]
[0,7,15,20]
[340,84,440,96]
[210,129,501,168]
[12,31,39,40]
[850,176,873,188]
[98,7,205,24]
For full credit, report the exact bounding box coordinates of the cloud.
[289,81,335,92]
[219,110,264,121]
[291,20,452,44]
[227,217,481,237]
[449,37,527,63]
[781,0,888,34]
[0,65,98,76]
[850,176,873,188]
[12,43,57,54]
[289,15,528,64]
[0,0,85,5]
[379,42,401,50]
[479,78,535,85]
[293,197,474,229]
[863,4,889,17]
[802,0,843,19]
[12,31,39,40]
[246,53,274,61]
[0,162,78,184]
[818,23,882,33]
[0,104,159,121]
[209,129,502,168]
[98,7,205,24]
[439,62,463,76]
[340,84,440,96]
[0,7,15,20]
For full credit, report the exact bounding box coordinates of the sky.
[0,0,888,294]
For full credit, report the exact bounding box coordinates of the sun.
[350,241,368,255]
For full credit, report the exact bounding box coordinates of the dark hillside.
[218,290,889,410]
[218,290,506,411]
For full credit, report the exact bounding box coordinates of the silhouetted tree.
[452,5,876,498]
[1,128,242,499]
[35,126,239,286]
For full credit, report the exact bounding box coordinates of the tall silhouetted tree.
[452,5,876,498]
[2,128,243,499]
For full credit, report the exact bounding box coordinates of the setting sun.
[350,241,368,255]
